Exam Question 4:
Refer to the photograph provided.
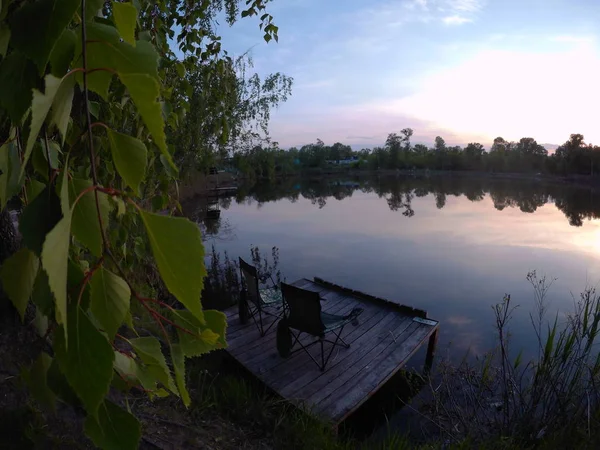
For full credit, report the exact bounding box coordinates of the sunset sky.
[220,0,600,149]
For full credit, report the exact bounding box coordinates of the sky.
[218,0,600,149]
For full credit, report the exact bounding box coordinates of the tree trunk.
[0,207,19,319]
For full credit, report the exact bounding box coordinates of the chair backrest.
[281,283,324,336]
[239,258,261,308]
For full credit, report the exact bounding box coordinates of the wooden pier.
[224,278,439,428]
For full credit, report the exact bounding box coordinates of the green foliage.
[54,305,115,417]
[0,0,286,447]
[0,248,39,321]
[140,211,206,321]
[84,400,141,450]
[112,2,138,46]
[9,0,80,73]
[106,129,147,195]
[90,267,131,340]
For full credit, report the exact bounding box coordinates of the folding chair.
[277,282,363,371]
[238,257,285,336]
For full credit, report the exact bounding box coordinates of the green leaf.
[107,129,147,196]
[0,23,10,57]
[67,259,91,310]
[47,358,80,407]
[0,52,37,122]
[25,179,46,203]
[32,269,54,317]
[86,0,106,21]
[49,28,76,77]
[54,306,114,417]
[90,268,130,340]
[173,309,227,357]
[33,139,60,180]
[170,344,190,407]
[50,74,75,145]
[19,185,62,255]
[89,101,100,119]
[80,23,159,99]
[68,178,110,256]
[112,2,137,46]
[22,352,56,412]
[130,336,177,393]
[140,211,205,322]
[59,165,69,215]
[0,248,39,321]
[119,73,174,169]
[21,74,63,182]
[9,0,79,73]
[0,142,22,209]
[34,306,49,337]
[84,400,141,450]
[113,351,138,384]
[41,210,72,335]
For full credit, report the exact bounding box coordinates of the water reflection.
[185,175,600,233]
[182,175,600,363]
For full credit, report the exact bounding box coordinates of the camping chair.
[238,257,285,337]
[277,282,363,372]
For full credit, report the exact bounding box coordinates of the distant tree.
[435,136,447,152]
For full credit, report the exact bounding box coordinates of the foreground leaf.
[19,185,62,255]
[49,28,76,77]
[50,74,75,144]
[32,270,54,317]
[120,73,173,168]
[0,248,39,321]
[90,268,130,340]
[140,211,205,322]
[9,0,79,73]
[54,306,114,417]
[84,400,141,450]
[22,352,56,411]
[0,142,22,209]
[112,2,137,46]
[170,344,190,407]
[82,23,158,99]
[69,178,110,256]
[21,74,63,181]
[25,179,47,203]
[0,51,37,122]
[130,337,177,393]
[41,210,72,336]
[173,309,227,357]
[107,129,147,195]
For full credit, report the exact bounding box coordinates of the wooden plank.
[312,277,427,318]
[282,312,410,400]
[317,323,437,422]
[267,305,390,392]
[236,293,356,369]
[223,276,440,428]
[255,299,381,385]
[304,320,415,405]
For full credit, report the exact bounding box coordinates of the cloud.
[550,35,595,44]
[443,15,472,25]
[448,0,484,12]
[384,39,600,145]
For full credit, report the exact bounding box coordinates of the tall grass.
[423,272,600,448]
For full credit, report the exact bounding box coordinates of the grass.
[184,353,421,450]
[421,271,600,449]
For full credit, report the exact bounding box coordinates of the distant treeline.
[230,131,600,181]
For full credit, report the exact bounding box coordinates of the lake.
[184,174,600,366]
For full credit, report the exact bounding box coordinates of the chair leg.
[320,325,347,371]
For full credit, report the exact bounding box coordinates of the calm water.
[185,175,600,364]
